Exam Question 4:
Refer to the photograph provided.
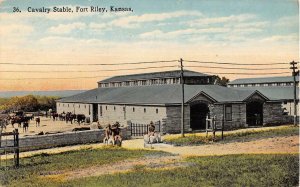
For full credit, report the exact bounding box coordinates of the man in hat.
[111,121,122,146]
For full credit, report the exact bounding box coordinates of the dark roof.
[229,76,299,85]
[99,70,212,83]
[58,84,267,105]
[233,86,299,100]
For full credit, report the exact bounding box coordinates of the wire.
[0,75,109,80]
[0,65,178,73]
[185,65,287,70]
[194,71,291,75]
[0,60,178,66]
[184,60,288,66]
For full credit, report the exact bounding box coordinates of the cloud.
[140,28,230,39]
[89,22,107,30]
[275,15,299,28]
[111,10,202,28]
[190,14,256,27]
[1,24,33,36]
[261,34,298,42]
[48,22,86,34]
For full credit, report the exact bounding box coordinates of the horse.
[23,120,29,132]
[10,116,23,128]
[59,113,66,121]
[52,113,58,121]
[75,114,86,125]
[35,117,40,127]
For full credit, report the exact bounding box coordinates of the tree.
[216,76,229,87]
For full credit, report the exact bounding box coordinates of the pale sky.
[0,0,299,91]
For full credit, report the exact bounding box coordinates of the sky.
[0,0,299,91]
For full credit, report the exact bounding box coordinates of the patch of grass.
[0,147,168,186]
[164,125,299,146]
[22,154,298,187]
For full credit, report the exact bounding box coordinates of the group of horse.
[0,113,36,132]
[55,112,86,125]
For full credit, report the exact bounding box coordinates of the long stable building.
[228,76,299,117]
[57,70,292,133]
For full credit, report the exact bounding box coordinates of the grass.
[164,125,299,146]
[7,153,297,187]
[0,147,169,187]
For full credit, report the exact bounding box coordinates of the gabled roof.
[234,86,299,100]
[58,84,268,105]
[229,76,299,85]
[98,70,212,83]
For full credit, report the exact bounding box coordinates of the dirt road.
[2,134,298,160]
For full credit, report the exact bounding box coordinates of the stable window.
[100,105,103,116]
[133,107,135,112]
[144,108,146,113]
[225,105,232,121]
[156,109,158,114]
[114,106,116,111]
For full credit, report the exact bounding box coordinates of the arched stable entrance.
[246,101,263,126]
[190,102,209,130]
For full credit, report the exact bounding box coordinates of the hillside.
[0,90,86,98]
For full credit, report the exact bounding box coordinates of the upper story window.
[144,108,146,113]
[156,109,158,114]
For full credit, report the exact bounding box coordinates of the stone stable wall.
[1,128,128,152]
[165,105,191,133]
[263,102,291,125]
[209,103,247,130]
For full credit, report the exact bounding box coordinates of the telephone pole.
[180,58,185,137]
[290,61,298,126]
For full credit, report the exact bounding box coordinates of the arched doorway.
[246,101,263,126]
[190,102,209,130]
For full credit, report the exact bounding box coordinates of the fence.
[130,121,161,137]
[0,129,19,169]
[0,128,129,152]
[206,116,224,140]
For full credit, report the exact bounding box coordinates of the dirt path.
[153,135,299,156]
[60,155,184,180]
[2,135,298,160]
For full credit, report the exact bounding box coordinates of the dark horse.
[75,114,86,125]
[10,116,31,128]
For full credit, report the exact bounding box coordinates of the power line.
[0,60,178,66]
[194,71,290,75]
[0,65,178,73]
[184,60,287,66]
[0,75,110,80]
[185,65,287,70]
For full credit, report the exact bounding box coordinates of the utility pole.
[180,58,185,137]
[290,61,298,126]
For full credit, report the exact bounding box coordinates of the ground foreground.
[0,125,299,186]
[0,148,298,187]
